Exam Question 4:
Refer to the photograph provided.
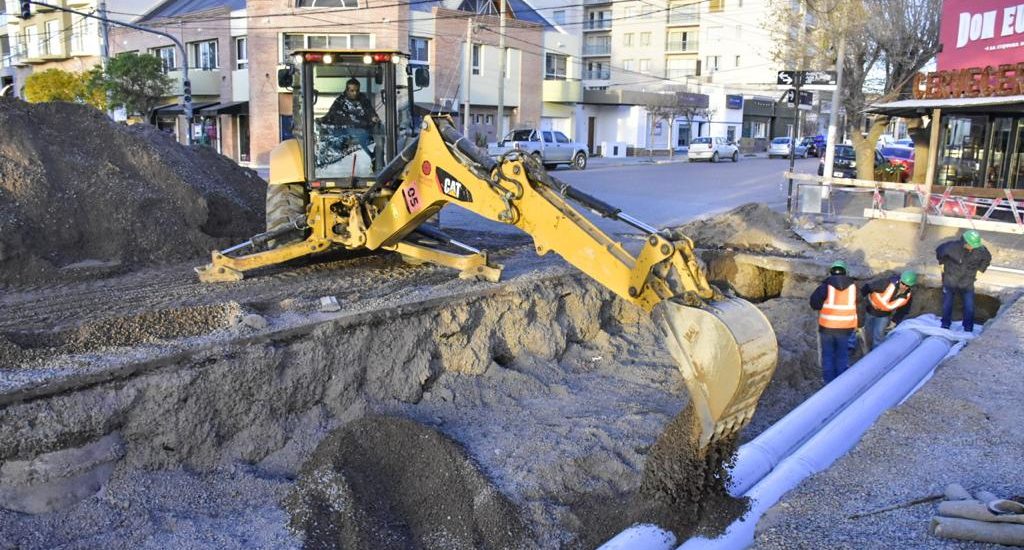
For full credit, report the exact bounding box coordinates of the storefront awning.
[152,102,219,116]
[199,101,249,115]
[868,95,1024,117]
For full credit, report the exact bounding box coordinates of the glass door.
[1008,119,1024,189]
[985,117,1013,188]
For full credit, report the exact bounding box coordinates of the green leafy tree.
[100,53,172,121]
[23,68,106,109]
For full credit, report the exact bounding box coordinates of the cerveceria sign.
[912,64,1024,99]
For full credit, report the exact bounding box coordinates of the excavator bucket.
[652,296,778,450]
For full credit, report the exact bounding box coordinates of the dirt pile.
[676,203,811,255]
[286,415,529,549]
[0,98,265,286]
[840,216,1024,269]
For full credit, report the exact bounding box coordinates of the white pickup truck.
[488,129,589,170]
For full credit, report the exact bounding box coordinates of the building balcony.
[583,0,612,5]
[583,19,611,31]
[667,13,699,26]
[583,44,611,56]
[169,68,222,96]
[543,79,582,103]
[665,41,698,53]
[583,69,610,80]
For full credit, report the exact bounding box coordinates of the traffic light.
[182,79,192,105]
[20,0,32,19]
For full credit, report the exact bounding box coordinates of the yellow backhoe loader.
[196,50,777,452]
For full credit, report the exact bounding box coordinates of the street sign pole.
[786,75,802,214]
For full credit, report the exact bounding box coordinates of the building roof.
[137,0,244,23]
[867,95,1024,117]
[414,0,553,30]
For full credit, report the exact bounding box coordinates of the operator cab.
[278,50,429,187]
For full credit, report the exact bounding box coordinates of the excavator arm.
[366,116,778,449]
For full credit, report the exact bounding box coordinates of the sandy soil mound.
[0,98,265,286]
[677,203,811,255]
[840,215,1024,268]
[286,415,529,549]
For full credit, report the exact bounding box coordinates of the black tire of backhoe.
[265,183,308,248]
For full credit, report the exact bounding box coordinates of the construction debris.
[0,98,265,286]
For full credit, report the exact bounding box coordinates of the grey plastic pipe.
[678,336,953,550]
[729,330,923,495]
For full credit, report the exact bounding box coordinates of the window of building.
[706,26,723,42]
[623,59,635,72]
[584,35,611,55]
[485,114,493,124]
[409,36,429,65]
[151,46,176,73]
[545,53,567,80]
[710,0,724,11]
[623,33,633,47]
[552,10,565,24]
[70,17,88,53]
[735,54,741,67]
[665,58,697,79]
[504,48,512,78]
[473,114,482,124]
[667,31,696,52]
[472,44,481,75]
[640,32,650,46]
[280,115,294,141]
[706,55,720,73]
[235,37,248,69]
[189,40,218,70]
[44,20,60,56]
[26,26,39,58]
[280,33,372,62]
[296,0,357,6]
[624,6,636,18]
[667,2,698,25]
[639,59,649,73]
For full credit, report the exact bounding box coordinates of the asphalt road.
[438,156,822,236]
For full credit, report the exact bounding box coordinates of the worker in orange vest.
[861,270,916,350]
[810,260,861,383]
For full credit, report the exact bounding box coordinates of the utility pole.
[463,18,473,136]
[822,36,846,188]
[98,0,109,71]
[495,0,506,144]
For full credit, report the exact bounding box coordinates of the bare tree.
[645,102,677,161]
[769,0,941,179]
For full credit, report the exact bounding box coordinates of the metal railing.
[667,11,698,25]
[583,19,611,30]
[584,69,611,80]
[583,43,611,55]
[665,40,698,53]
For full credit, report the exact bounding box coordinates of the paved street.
[438,156,822,236]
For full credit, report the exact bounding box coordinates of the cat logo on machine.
[436,167,473,202]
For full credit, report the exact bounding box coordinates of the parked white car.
[687,137,739,163]
[767,137,808,159]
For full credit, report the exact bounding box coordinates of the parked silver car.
[687,136,739,162]
[488,129,589,170]
[767,136,808,159]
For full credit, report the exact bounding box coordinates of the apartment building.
[3,0,160,97]
[110,0,250,162]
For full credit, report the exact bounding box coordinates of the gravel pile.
[755,296,1024,548]
[0,98,265,286]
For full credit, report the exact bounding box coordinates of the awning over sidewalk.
[199,101,249,115]
[867,95,1024,116]
[151,102,219,116]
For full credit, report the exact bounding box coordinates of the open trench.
[0,259,1005,549]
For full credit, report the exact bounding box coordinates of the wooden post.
[919,108,942,239]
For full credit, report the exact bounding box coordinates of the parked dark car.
[817,144,889,179]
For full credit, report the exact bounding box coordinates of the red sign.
[939,0,1024,70]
